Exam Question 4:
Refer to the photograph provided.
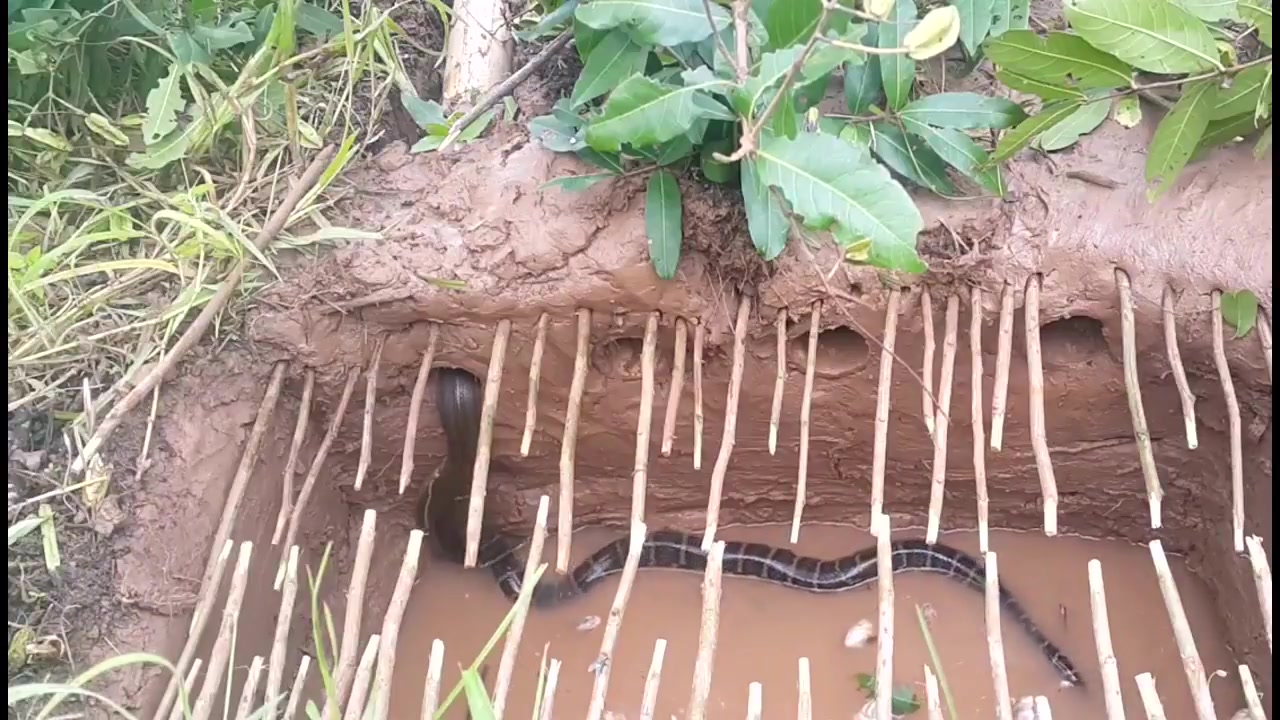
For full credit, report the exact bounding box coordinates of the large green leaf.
[990,101,1082,162]
[1211,64,1273,120]
[585,70,733,151]
[879,0,918,111]
[1172,0,1241,21]
[1194,111,1266,157]
[739,46,804,118]
[1221,290,1260,338]
[844,25,884,114]
[755,132,925,273]
[899,92,1027,129]
[1036,94,1112,150]
[954,0,995,54]
[990,0,1030,37]
[1239,1,1272,47]
[765,0,822,49]
[646,170,683,279]
[803,24,869,82]
[741,158,789,260]
[143,63,183,145]
[995,69,1087,100]
[984,31,1134,89]
[1146,78,1218,198]
[1064,0,1221,75]
[570,30,651,108]
[870,122,957,195]
[575,0,730,46]
[901,118,1005,194]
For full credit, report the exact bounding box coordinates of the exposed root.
[521,313,550,457]
[1117,270,1164,528]
[465,318,512,567]
[558,309,592,573]
[1161,287,1198,449]
[791,300,821,544]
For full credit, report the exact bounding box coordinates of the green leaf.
[516,0,579,40]
[902,118,1005,194]
[125,128,193,170]
[528,110,586,152]
[575,0,730,46]
[192,20,254,50]
[990,0,1030,37]
[803,24,870,82]
[570,31,650,108]
[983,30,1134,89]
[1211,64,1273,120]
[995,70,1087,101]
[765,0,822,49]
[461,668,497,720]
[296,3,345,37]
[740,46,804,117]
[577,147,625,172]
[900,92,1027,129]
[1172,0,1241,21]
[890,686,923,715]
[955,0,995,54]
[741,158,788,259]
[401,95,448,129]
[700,144,739,184]
[845,25,884,114]
[585,71,732,152]
[839,123,874,150]
[990,101,1082,163]
[645,170,683,279]
[1221,290,1260,338]
[1064,0,1222,75]
[1036,92,1111,150]
[870,122,957,195]
[1240,1,1272,47]
[1146,79,1218,198]
[1114,95,1143,127]
[84,113,129,146]
[755,132,926,273]
[650,134,697,165]
[142,63,184,145]
[1193,111,1263,156]
[1256,123,1273,156]
[880,0,919,111]
[542,173,617,192]
[9,515,46,547]
[771,90,801,140]
[454,110,497,143]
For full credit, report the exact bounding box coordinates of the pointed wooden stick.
[746,682,763,720]
[1025,275,1058,536]
[1034,697,1053,720]
[1239,664,1265,720]
[870,289,901,531]
[1244,534,1271,651]
[688,540,726,720]
[1258,311,1272,382]
[273,369,314,543]
[370,529,425,720]
[1211,291,1245,554]
[521,313,550,457]
[586,521,648,720]
[1161,287,1198,449]
[191,541,254,720]
[632,312,660,525]
[638,639,668,720]
[493,497,549,720]
[797,657,812,720]
[329,509,378,713]
[165,659,203,720]
[703,296,750,550]
[465,318,513,568]
[1088,560,1125,720]
[769,309,787,456]
[970,288,990,553]
[233,655,266,720]
[985,551,1013,720]
[281,656,311,720]
[921,288,937,437]
[791,300,821,544]
[1149,539,1217,720]
[1134,672,1168,720]
[399,324,440,494]
[926,294,959,544]
[1117,270,1164,528]
[537,657,562,720]
[558,309,591,574]
[355,336,386,492]
[419,639,445,720]
[991,283,1015,451]
[265,545,301,716]
[874,512,896,720]
[341,634,382,720]
[662,317,689,456]
[693,320,706,470]
[924,664,944,720]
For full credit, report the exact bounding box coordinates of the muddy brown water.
[387,524,1234,719]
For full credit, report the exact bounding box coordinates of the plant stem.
[818,36,913,55]
[1098,54,1273,104]
[915,605,959,720]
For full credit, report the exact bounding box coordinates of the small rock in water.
[576,614,601,631]
[844,618,875,648]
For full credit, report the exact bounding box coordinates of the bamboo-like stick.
[1034,697,1053,720]
[688,540,726,720]
[1024,275,1058,536]
[165,659,203,720]
[370,529,425,720]
[797,657,812,720]
[991,283,1015,451]
[1161,287,1198,449]
[341,634,382,720]
[693,320,706,470]
[921,288,937,437]
[1117,270,1164,528]
[926,294,959,544]
[1087,560,1125,720]
[638,639,667,720]
[493,497,550,720]
[276,369,361,588]
[419,639,445,720]
[558,309,591,574]
[399,324,440,494]
[632,312,660,525]
[354,336,386,492]
[281,656,311,720]
[874,513,895,720]
[265,545,301,716]
[870,289,901,530]
[768,309,787,455]
[537,657,562,720]
[924,664,944,720]
[791,301,821,544]
[662,317,689,456]
[970,288,990,552]
[1211,291,1245,554]
[191,541,254,720]
[465,318,513,568]
[1134,672,1168,720]
[746,682,763,720]
[521,313,550,457]
[985,551,1014,720]
[703,296,751,550]
[1244,534,1271,651]
[1149,539,1217,720]
[1238,664,1265,720]
[273,369,314,543]
[1259,311,1273,382]
[233,655,266,720]
[586,521,649,720]
[329,509,378,713]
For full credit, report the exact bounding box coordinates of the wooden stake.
[281,656,311,720]
[329,509,378,713]
[991,283,1015,451]
[276,369,361,588]
[1211,290,1246,554]
[924,664,944,720]
[970,288,990,552]
[921,288,937,437]
[1258,311,1272,382]
[870,289,901,531]
[492,497,550,720]
[165,659,203,720]
[1161,287,1199,449]
[1244,534,1271,651]
[632,312,660,525]
[341,634,382,720]
[874,513,895,720]
[703,296,750,550]
[558,309,591,574]
[537,658,562,720]
[233,655,265,720]
[1239,664,1265,720]
[419,639,445,720]
[1117,270,1164,528]
[791,300,821,544]
[662,317,689,456]
[1134,672,1168,720]
[465,318,512,568]
[985,551,1014,720]
[273,368,314,543]
[586,521,649,720]
[926,294,959,544]
[370,529,425,720]
[265,545,301,716]
[1035,697,1053,720]
[1087,560,1126,720]
[354,336,386,492]
[399,324,440,494]
[693,320,706,470]
[191,541,254,720]
[1025,275,1058,536]
[1149,539,1217,720]
[638,639,667,720]
[746,682,763,720]
[688,540,726,720]
[520,313,550,457]
[797,657,812,720]
[769,309,787,456]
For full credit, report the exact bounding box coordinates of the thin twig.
[768,309,787,456]
[693,320,706,470]
[191,541,254,720]
[970,288,990,553]
[330,510,379,713]
[1025,275,1058,536]
[874,512,895,720]
[871,289,901,529]
[638,639,668,720]
[281,656,311,720]
[703,296,750,550]
[661,317,689,457]
[1239,665,1265,720]
[341,634,382,720]
[1244,534,1271,651]
[633,312,660,525]
[370,529,425,720]
[273,369,314,543]
[991,282,1014,451]
[791,300,821,544]
[1134,672,1168,720]
[1162,287,1198,449]
[986,551,1013,720]
[586,521,648,720]
[492,498,549,719]
[521,313,550,457]
[400,324,440,494]
[558,309,591,574]
[921,287,937,437]
[926,294,959,544]
[1088,560,1125,720]
[419,640,445,720]
[465,319,512,567]
[265,545,301,715]
[1117,270,1163,528]
[688,540,726,720]
[1149,539,1217,720]
[354,335,386,492]
[1211,290,1245,554]
[233,655,266,720]
[797,657,812,720]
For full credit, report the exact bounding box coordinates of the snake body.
[421,367,1083,688]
